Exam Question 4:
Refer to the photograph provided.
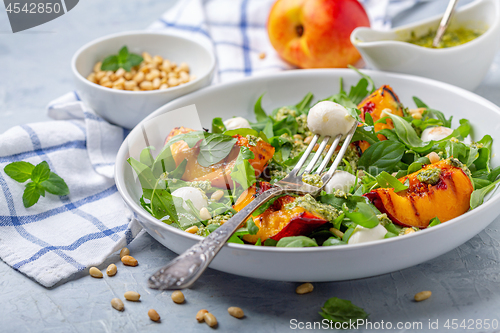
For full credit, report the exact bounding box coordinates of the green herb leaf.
[231,147,257,190]
[470,178,500,209]
[40,172,70,196]
[31,161,51,184]
[348,65,376,93]
[357,140,405,174]
[247,218,259,235]
[263,119,274,139]
[428,217,441,227]
[276,236,318,248]
[386,113,433,152]
[295,92,314,114]
[322,237,347,246]
[198,134,238,167]
[375,171,408,192]
[100,46,143,72]
[101,55,119,71]
[343,202,379,229]
[169,159,188,179]
[4,161,35,183]
[263,238,278,246]
[254,94,268,122]
[212,117,226,134]
[128,53,143,67]
[128,157,157,199]
[319,297,369,323]
[140,146,155,168]
[255,238,262,246]
[23,182,44,208]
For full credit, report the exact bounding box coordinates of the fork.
[148,124,357,290]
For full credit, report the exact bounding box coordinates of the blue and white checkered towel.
[0,0,417,287]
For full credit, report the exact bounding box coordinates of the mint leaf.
[31,161,50,183]
[118,46,129,61]
[4,161,35,182]
[101,55,119,71]
[100,46,143,72]
[128,53,143,67]
[40,172,69,196]
[23,182,44,208]
[319,297,368,323]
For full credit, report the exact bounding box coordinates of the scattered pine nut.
[89,267,103,278]
[228,307,244,319]
[121,255,138,266]
[296,282,314,295]
[259,52,266,59]
[414,290,432,302]
[199,207,211,221]
[124,291,141,302]
[404,228,416,235]
[119,247,130,258]
[148,309,161,322]
[196,309,209,322]
[211,190,224,202]
[106,264,117,276]
[171,290,185,304]
[204,312,218,328]
[111,298,124,311]
[411,112,422,120]
[304,136,313,144]
[185,225,199,234]
[427,152,440,164]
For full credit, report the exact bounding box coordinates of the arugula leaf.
[254,94,268,122]
[198,134,237,167]
[255,238,262,246]
[413,96,453,127]
[101,46,144,72]
[23,182,44,208]
[4,161,35,182]
[352,125,379,145]
[473,177,491,189]
[247,218,259,235]
[223,128,258,137]
[343,203,379,228]
[295,92,314,114]
[348,78,369,105]
[169,160,187,179]
[470,178,500,209]
[348,65,376,93]
[428,217,441,227]
[40,172,70,196]
[375,171,408,192]
[263,119,274,138]
[212,117,226,134]
[319,297,369,323]
[128,157,157,199]
[140,146,155,168]
[386,113,433,152]
[319,194,364,211]
[276,236,318,247]
[150,179,178,221]
[31,161,50,183]
[357,140,405,174]
[322,237,347,246]
[263,239,278,246]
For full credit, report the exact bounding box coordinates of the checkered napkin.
[0,0,417,288]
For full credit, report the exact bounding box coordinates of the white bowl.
[115,69,500,282]
[351,0,500,91]
[71,31,215,129]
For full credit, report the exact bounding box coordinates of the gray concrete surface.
[1,0,500,332]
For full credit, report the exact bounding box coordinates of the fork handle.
[148,186,285,290]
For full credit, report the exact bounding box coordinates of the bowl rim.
[351,0,500,53]
[115,68,500,253]
[71,30,216,95]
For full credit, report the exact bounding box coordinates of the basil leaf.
[295,92,314,114]
[254,94,268,122]
[212,117,226,134]
[223,128,258,138]
[253,194,288,216]
[276,236,318,248]
[470,178,500,209]
[357,140,405,174]
[342,228,355,242]
[319,194,364,211]
[198,134,237,167]
[383,222,401,234]
[4,161,35,183]
[319,297,368,324]
[31,161,50,183]
[169,159,187,179]
[375,171,408,192]
[150,179,178,222]
[101,55,119,71]
[322,237,347,246]
[231,147,257,190]
[263,239,278,246]
[343,203,379,228]
[386,113,433,152]
[40,172,70,196]
[127,157,157,199]
[428,217,441,227]
[23,182,44,208]
[247,218,259,235]
[352,125,379,145]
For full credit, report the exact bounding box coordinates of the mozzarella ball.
[171,187,208,211]
[324,171,357,194]
[307,101,356,138]
[421,126,453,142]
[223,117,251,130]
[348,224,387,245]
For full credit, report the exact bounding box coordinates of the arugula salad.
[128,69,500,248]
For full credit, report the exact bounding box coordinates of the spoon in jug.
[432,0,459,48]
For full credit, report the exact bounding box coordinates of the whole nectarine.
[267,0,370,68]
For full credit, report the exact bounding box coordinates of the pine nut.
[228,307,244,319]
[293,134,304,140]
[121,255,138,266]
[87,73,97,83]
[296,282,314,295]
[119,247,130,258]
[93,62,102,73]
[185,225,198,234]
[140,81,153,91]
[133,72,145,84]
[153,55,163,64]
[211,190,224,202]
[159,84,169,90]
[89,267,103,278]
[414,290,432,302]
[99,76,110,85]
[199,207,211,220]
[196,309,209,322]
[427,152,440,164]
[152,78,161,89]
[259,52,266,59]
[179,71,190,83]
[204,312,217,327]
[124,72,133,80]
[404,228,416,235]
[148,309,161,322]
[329,228,344,238]
[124,80,137,90]
[124,291,141,302]
[304,136,313,144]
[179,62,190,73]
[111,298,124,311]
[171,290,185,304]
[106,264,117,276]
[168,78,179,87]
[168,72,178,79]
[146,69,160,81]
[142,52,153,63]
[411,112,422,120]
[101,81,113,88]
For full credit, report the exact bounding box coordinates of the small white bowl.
[351,0,500,91]
[71,31,215,129]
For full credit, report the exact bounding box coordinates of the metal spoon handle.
[432,0,459,48]
[148,186,284,290]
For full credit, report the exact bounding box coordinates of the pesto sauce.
[188,181,212,192]
[285,194,340,221]
[407,27,485,48]
[302,174,324,187]
[416,168,441,185]
[246,134,262,147]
